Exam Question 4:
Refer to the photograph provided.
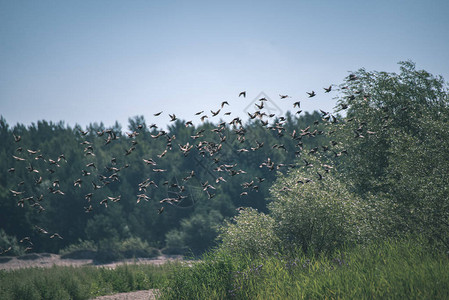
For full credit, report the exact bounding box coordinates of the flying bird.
[50,233,63,239]
[307,91,316,98]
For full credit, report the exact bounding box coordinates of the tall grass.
[160,237,449,299]
[2,238,447,299]
[0,263,174,300]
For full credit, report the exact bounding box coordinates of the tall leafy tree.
[333,61,449,245]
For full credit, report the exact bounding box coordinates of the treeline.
[0,108,330,256]
[2,61,449,261]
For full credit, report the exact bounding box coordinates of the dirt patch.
[92,289,159,300]
[0,253,184,270]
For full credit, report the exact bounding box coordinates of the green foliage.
[160,251,237,299]
[269,162,370,254]
[334,61,449,247]
[218,155,371,256]
[59,237,159,262]
[217,208,279,257]
[0,229,24,256]
[59,239,97,258]
[0,263,172,300]
[0,112,327,255]
[160,237,449,299]
[119,236,160,258]
[165,209,224,255]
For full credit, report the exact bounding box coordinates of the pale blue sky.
[1,0,448,130]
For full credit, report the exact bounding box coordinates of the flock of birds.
[3,77,370,255]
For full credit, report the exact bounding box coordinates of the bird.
[85,193,93,202]
[324,85,332,93]
[0,246,12,255]
[157,149,168,158]
[179,142,193,156]
[143,158,157,165]
[92,182,102,190]
[125,146,136,156]
[100,198,108,207]
[48,159,60,167]
[12,155,25,161]
[239,91,246,97]
[349,74,358,81]
[137,194,150,203]
[35,176,43,185]
[34,225,48,234]
[307,91,316,98]
[10,190,24,196]
[50,233,63,239]
[19,237,32,244]
[86,162,96,169]
[255,102,264,110]
[27,149,39,155]
[154,111,163,116]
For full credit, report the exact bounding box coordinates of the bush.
[60,237,160,262]
[165,210,224,255]
[218,208,280,257]
[94,239,123,263]
[119,237,160,258]
[59,239,97,259]
[269,161,371,255]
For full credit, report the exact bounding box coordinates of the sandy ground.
[92,289,159,300]
[0,253,184,270]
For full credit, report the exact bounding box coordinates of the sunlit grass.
[160,237,449,299]
[0,263,175,300]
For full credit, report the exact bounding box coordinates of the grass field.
[1,237,448,299]
[0,263,174,300]
[159,237,449,299]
